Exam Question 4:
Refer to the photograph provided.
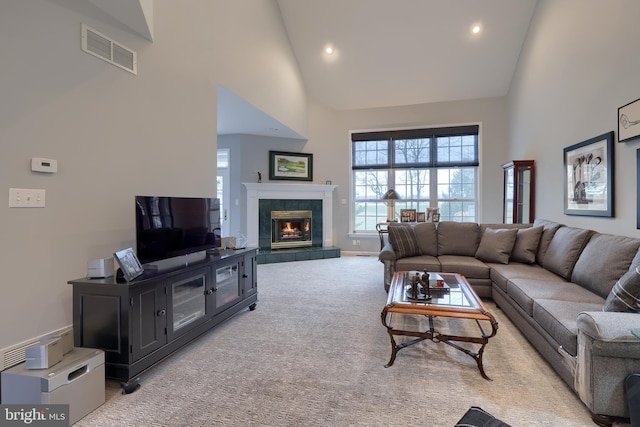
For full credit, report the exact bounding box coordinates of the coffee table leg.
[384,334,398,368]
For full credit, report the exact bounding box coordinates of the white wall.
[0,0,306,350]
[508,0,640,236]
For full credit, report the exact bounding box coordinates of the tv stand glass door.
[172,274,206,332]
[166,266,211,341]
[214,261,242,312]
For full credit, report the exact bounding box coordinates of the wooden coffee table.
[381,271,498,380]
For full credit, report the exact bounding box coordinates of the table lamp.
[382,189,400,222]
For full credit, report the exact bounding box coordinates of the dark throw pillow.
[511,226,543,264]
[388,224,420,258]
[475,228,518,264]
[604,265,640,312]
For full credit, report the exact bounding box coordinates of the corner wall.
[0,0,306,350]
[222,97,509,254]
[508,0,640,236]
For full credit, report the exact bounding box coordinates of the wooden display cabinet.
[502,160,535,224]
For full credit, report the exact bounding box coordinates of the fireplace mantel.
[243,183,338,248]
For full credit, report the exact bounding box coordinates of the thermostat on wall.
[31,157,58,173]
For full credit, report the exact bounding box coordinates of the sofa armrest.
[577,311,639,343]
[575,311,640,417]
[378,242,397,261]
[576,311,640,360]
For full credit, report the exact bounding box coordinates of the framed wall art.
[269,151,313,181]
[563,131,614,217]
[618,98,640,143]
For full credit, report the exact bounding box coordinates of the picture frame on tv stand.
[114,247,144,282]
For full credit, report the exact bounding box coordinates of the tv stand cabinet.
[69,248,257,390]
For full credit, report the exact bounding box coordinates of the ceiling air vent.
[81,23,137,75]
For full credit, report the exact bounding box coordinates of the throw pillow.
[475,228,518,264]
[455,406,512,427]
[511,226,544,263]
[603,265,640,312]
[388,224,420,258]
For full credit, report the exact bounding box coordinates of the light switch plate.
[9,188,45,208]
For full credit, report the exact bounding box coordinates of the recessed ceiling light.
[472,25,481,34]
[325,46,334,55]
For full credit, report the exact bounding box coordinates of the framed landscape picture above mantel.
[269,151,313,181]
[563,131,614,217]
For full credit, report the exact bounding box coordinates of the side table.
[376,222,389,250]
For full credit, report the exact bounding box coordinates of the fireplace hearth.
[271,210,312,249]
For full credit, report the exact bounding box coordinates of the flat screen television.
[135,196,221,264]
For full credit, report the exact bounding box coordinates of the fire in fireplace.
[271,210,312,249]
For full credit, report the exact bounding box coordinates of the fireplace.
[243,183,337,249]
[271,210,312,249]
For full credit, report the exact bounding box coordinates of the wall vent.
[81,23,137,75]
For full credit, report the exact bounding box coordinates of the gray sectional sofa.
[378,219,640,426]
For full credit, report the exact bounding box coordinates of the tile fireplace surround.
[243,183,340,263]
[243,183,337,249]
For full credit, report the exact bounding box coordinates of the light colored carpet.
[77,256,600,426]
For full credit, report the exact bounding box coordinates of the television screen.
[135,196,221,264]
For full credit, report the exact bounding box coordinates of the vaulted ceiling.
[54,1,540,138]
[277,0,538,111]
[219,0,538,138]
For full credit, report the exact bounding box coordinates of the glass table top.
[388,271,481,310]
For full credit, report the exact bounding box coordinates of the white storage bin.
[1,347,105,425]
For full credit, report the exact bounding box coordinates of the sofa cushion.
[388,223,420,258]
[541,226,592,280]
[533,219,563,263]
[438,255,490,279]
[396,255,440,273]
[506,279,602,316]
[437,222,480,256]
[534,299,604,356]
[413,222,438,256]
[572,233,640,298]
[511,226,543,264]
[490,263,561,293]
[604,264,640,312]
[475,228,518,264]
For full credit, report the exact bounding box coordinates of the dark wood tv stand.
[68,248,257,392]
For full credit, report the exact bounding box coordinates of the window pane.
[436,167,476,199]
[354,170,388,200]
[394,138,430,165]
[436,135,477,163]
[217,149,229,168]
[438,201,476,222]
[354,202,387,231]
[353,140,389,166]
[394,169,429,200]
[436,167,477,222]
